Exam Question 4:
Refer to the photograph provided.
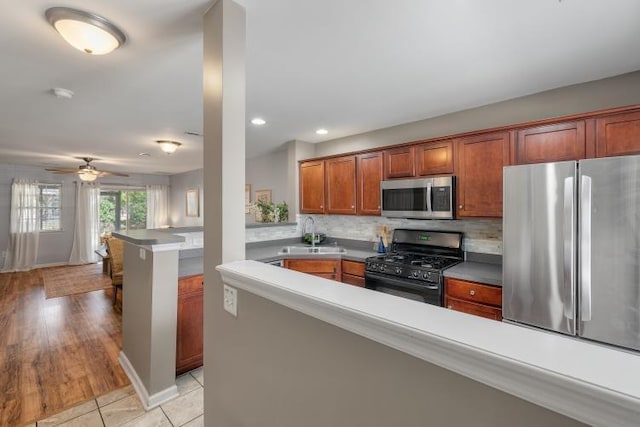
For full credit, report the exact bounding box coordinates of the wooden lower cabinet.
[341,260,365,287]
[444,277,502,321]
[176,274,203,375]
[284,259,341,282]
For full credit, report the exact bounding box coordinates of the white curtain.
[68,182,100,265]
[146,184,169,229]
[2,180,40,272]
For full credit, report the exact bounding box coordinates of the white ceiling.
[1,0,640,175]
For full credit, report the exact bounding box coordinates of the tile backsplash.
[247,215,503,255]
[302,215,502,254]
[245,223,300,242]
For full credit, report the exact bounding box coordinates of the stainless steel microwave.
[380,176,455,219]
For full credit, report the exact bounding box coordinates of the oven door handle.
[365,271,440,291]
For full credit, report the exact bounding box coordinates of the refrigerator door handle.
[426,181,433,215]
[580,175,592,322]
[563,177,575,319]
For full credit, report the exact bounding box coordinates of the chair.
[105,237,124,306]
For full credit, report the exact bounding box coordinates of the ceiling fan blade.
[97,170,130,177]
[45,168,82,174]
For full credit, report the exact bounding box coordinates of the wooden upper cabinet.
[325,155,357,215]
[596,110,640,157]
[357,151,383,215]
[415,140,454,175]
[384,146,415,179]
[456,131,511,218]
[515,121,587,164]
[300,160,325,214]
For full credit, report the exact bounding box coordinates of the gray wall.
[314,70,640,158]
[207,287,584,427]
[169,169,204,227]
[0,162,168,268]
[245,148,289,223]
[121,242,178,396]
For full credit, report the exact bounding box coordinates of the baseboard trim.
[118,351,178,410]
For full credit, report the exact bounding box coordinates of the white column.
[203,0,246,425]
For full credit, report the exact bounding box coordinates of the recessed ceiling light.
[251,118,266,125]
[52,87,74,99]
[138,152,150,157]
[316,128,328,135]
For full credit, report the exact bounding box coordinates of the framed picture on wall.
[186,188,199,217]
[245,184,251,213]
[255,189,272,204]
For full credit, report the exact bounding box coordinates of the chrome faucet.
[303,216,316,248]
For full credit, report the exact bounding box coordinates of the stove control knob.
[411,270,419,278]
[395,267,402,275]
[379,265,385,272]
[422,273,429,280]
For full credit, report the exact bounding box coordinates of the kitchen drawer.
[445,296,502,321]
[284,259,340,274]
[342,273,365,287]
[178,274,204,295]
[342,260,364,277]
[445,277,501,307]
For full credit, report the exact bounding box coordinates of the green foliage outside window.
[99,190,146,234]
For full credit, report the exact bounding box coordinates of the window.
[99,189,147,234]
[39,184,62,231]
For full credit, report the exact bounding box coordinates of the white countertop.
[217,260,640,427]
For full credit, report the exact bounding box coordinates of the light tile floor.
[33,368,204,427]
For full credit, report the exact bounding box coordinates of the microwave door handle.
[426,183,432,214]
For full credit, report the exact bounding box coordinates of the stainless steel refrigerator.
[502,155,640,352]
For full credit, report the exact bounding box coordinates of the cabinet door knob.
[377,205,381,209]
[459,205,464,209]
[320,205,323,209]
[447,305,452,309]
[469,289,475,296]
[351,205,355,209]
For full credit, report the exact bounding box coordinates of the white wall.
[169,169,204,227]
[246,148,289,223]
[314,70,640,158]
[0,162,169,268]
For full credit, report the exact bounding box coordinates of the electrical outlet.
[223,284,237,317]
[139,248,146,260]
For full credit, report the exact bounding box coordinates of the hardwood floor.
[0,267,129,426]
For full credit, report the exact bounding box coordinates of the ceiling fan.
[46,157,129,182]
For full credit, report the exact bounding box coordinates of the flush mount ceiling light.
[45,7,126,55]
[251,118,266,125]
[156,140,182,154]
[316,128,328,135]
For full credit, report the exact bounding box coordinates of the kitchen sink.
[277,245,347,255]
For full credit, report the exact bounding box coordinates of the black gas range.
[365,229,463,306]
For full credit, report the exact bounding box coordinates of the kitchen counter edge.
[443,261,502,287]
